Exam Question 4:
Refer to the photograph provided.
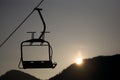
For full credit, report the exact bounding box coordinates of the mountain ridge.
[50,54,120,80]
[0,54,120,80]
[0,69,40,80]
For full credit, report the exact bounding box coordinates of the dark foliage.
[50,54,120,80]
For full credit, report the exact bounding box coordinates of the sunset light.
[74,51,83,65]
[75,57,83,65]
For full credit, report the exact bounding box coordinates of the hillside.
[0,70,40,80]
[50,54,120,80]
[0,54,120,80]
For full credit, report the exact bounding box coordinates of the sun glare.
[75,57,83,65]
[74,51,83,65]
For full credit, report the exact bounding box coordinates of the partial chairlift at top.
[18,7,57,69]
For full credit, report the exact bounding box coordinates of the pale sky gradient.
[0,0,120,79]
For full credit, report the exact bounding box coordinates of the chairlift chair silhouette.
[20,37,57,69]
[18,7,57,69]
[0,0,57,69]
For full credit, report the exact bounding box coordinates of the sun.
[74,51,83,65]
[75,57,83,65]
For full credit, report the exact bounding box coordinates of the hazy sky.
[0,0,120,79]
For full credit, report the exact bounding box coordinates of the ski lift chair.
[0,0,57,69]
[18,7,57,69]
[19,38,57,69]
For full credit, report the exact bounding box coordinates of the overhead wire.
[0,0,44,47]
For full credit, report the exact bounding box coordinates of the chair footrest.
[22,61,57,69]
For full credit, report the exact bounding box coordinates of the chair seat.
[22,60,57,69]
